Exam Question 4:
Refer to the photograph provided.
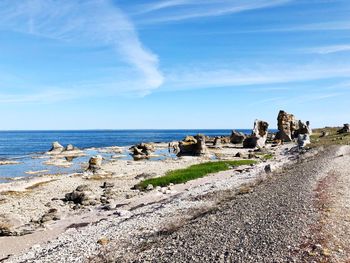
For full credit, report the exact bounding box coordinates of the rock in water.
[130,143,155,159]
[49,141,64,153]
[65,144,78,151]
[230,130,245,144]
[178,134,208,156]
[337,124,350,134]
[87,155,103,173]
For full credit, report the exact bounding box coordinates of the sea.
[0,129,251,183]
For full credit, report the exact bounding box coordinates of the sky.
[0,0,349,130]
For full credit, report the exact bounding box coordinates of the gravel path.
[121,146,347,262]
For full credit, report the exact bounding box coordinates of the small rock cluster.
[177,134,209,156]
[130,143,155,159]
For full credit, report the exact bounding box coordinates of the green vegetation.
[255,153,274,160]
[310,127,350,148]
[136,160,257,189]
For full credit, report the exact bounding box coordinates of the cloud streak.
[304,45,350,54]
[162,62,350,91]
[134,0,292,23]
[0,0,163,95]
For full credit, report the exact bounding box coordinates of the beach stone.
[101,182,114,189]
[40,208,59,223]
[146,184,154,191]
[49,141,64,153]
[97,237,110,246]
[114,210,132,218]
[337,124,350,134]
[230,130,246,144]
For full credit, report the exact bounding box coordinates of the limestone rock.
[130,143,155,159]
[230,130,245,144]
[49,141,64,153]
[243,120,269,148]
[275,110,312,142]
[65,144,78,151]
[275,111,298,142]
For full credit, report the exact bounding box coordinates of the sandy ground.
[0,142,288,261]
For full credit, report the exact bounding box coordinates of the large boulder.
[178,134,208,156]
[337,124,350,134]
[230,130,245,144]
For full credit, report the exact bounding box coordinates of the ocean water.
[0,129,251,183]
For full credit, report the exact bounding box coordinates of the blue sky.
[0,0,349,129]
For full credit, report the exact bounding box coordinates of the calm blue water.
[0,130,252,182]
[0,130,251,158]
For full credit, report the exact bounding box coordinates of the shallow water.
[1,129,250,183]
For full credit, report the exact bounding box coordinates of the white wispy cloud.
[0,0,164,95]
[162,62,350,91]
[304,45,350,54]
[134,0,292,23]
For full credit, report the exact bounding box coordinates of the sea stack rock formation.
[243,120,269,148]
[275,110,312,142]
[275,110,298,142]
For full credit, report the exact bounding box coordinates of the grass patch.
[256,153,274,160]
[136,160,257,190]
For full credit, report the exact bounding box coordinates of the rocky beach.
[0,111,349,262]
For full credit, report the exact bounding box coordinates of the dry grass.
[310,127,350,148]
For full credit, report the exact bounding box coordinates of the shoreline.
[0,138,292,260]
